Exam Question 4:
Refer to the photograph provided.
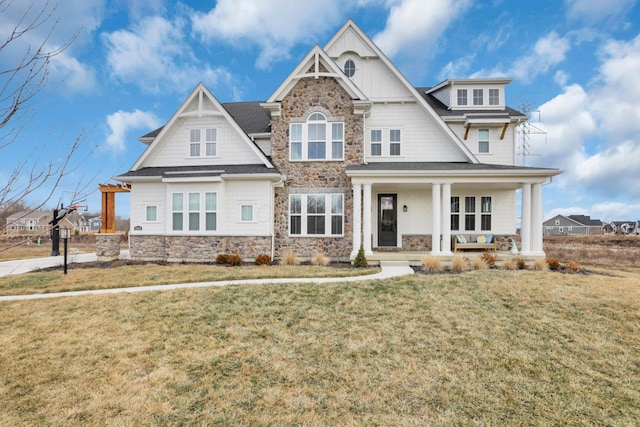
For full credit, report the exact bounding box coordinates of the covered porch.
[346,162,562,260]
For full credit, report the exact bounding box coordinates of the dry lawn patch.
[1,269,639,425]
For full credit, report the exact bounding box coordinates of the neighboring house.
[5,210,53,235]
[76,215,102,233]
[115,20,561,262]
[543,214,603,236]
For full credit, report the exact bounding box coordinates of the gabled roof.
[131,83,274,171]
[568,215,603,226]
[266,45,367,103]
[322,20,479,164]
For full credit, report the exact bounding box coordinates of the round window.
[344,59,356,78]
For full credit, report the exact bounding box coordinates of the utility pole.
[517,102,546,166]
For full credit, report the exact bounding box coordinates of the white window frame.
[451,196,460,231]
[473,89,484,106]
[489,88,499,106]
[240,204,254,222]
[289,112,344,161]
[390,129,401,156]
[480,196,492,231]
[370,129,382,156]
[171,192,217,233]
[457,89,468,106]
[288,193,344,237]
[145,205,158,222]
[189,128,217,158]
[478,128,490,153]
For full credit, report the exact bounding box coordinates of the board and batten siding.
[143,115,265,168]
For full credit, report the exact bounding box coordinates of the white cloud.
[565,0,636,24]
[103,16,233,94]
[592,202,640,222]
[544,206,590,220]
[105,110,161,152]
[470,32,571,82]
[191,0,346,69]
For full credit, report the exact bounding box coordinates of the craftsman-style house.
[115,20,561,262]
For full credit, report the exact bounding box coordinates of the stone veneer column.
[363,183,373,255]
[352,184,362,257]
[95,233,121,261]
[431,183,441,254]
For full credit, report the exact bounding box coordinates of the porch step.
[379,260,412,268]
[378,260,414,276]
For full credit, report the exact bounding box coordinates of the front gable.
[132,83,273,171]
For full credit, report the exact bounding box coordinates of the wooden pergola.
[99,183,130,233]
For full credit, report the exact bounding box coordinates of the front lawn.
[1,269,638,425]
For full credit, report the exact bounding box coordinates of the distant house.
[75,215,102,233]
[543,214,603,236]
[5,210,53,235]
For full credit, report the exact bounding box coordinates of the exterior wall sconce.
[403,205,408,212]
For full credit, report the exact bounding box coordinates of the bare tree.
[0,0,93,235]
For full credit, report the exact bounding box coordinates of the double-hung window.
[172,192,217,232]
[189,128,217,157]
[465,196,476,230]
[289,113,344,161]
[390,129,401,156]
[478,129,490,153]
[451,197,460,231]
[489,89,499,106]
[370,130,382,156]
[473,89,483,106]
[481,196,492,231]
[457,89,468,106]
[289,194,344,236]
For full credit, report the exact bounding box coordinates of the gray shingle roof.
[415,87,527,119]
[116,164,280,179]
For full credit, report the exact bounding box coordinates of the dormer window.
[457,89,468,106]
[489,89,499,106]
[473,89,483,106]
[344,59,356,78]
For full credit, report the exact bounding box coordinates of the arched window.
[289,112,344,161]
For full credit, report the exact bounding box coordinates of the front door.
[378,194,397,247]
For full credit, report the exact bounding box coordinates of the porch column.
[441,183,452,255]
[531,183,544,255]
[351,184,362,258]
[520,183,532,255]
[363,183,373,255]
[431,183,441,254]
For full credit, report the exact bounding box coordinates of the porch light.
[403,205,408,212]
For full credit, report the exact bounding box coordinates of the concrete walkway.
[0,258,414,302]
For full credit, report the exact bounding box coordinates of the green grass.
[1,269,639,425]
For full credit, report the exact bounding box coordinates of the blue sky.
[2,0,640,222]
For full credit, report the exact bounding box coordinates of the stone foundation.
[95,233,122,261]
[129,235,272,262]
[402,234,432,251]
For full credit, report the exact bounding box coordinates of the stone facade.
[401,234,432,251]
[130,235,271,262]
[270,71,363,259]
[96,233,122,261]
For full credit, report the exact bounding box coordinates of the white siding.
[129,182,167,235]
[448,122,516,166]
[223,180,272,236]
[365,103,468,162]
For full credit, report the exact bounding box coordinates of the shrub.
[281,251,300,266]
[311,252,330,266]
[216,253,229,265]
[501,257,518,270]
[421,255,443,273]
[450,255,468,272]
[546,258,561,270]
[482,252,496,267]
[514,257,527,270]
[472,256,489,270]
[227,254,243,266]
[532,258,548,271]
[255,253,272,266]
[353,246,368,268]
[567,260,582,272]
